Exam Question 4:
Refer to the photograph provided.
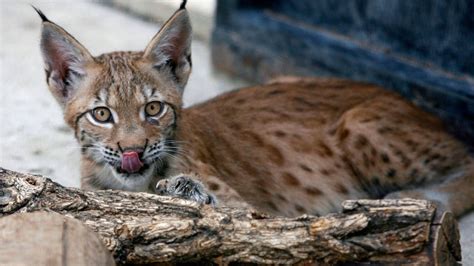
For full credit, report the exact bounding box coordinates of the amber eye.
[145,101,163,116]
[92,107,112,123]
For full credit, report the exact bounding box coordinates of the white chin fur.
[96,165,155,192]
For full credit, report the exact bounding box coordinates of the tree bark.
[0,167,461,265]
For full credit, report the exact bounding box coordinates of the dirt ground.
[1,1,472,263]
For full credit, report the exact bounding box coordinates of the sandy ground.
[1,0,472,262]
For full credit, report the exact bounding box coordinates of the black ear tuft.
[180,0,187,10]
[31,5,50,22]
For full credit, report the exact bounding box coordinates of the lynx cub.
[35,3,473,217]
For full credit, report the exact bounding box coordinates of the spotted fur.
[37,7,474,217]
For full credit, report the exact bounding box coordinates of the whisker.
[161,151,186,164]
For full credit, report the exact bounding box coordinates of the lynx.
[35,3,474,217]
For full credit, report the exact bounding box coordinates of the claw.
[155,175,217,206]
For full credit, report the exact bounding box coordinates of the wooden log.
[0,167,462,265]
[0,212,116,266]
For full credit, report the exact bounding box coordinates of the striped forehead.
[142,85,164,100]
[92,85,140,107]
[104,56,138,91]
[92,84,164,107]
[91,51,173,107]
[93,89,109,105]
[93,53,140,102]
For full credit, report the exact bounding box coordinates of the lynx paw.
[155,175,216,205]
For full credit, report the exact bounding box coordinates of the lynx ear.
[34,7,93,107]
[143,6,192,91]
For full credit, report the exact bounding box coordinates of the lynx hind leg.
[385,161,474,217]
[155,174,216,205]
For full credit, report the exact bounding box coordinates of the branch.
[0,167,461,265]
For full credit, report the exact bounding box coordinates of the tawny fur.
[170,78,474,216]
[38,8,474,218]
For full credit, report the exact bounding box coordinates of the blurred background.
[0,0,473,262]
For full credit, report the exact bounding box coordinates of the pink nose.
[121,151,144,173]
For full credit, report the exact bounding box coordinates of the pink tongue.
[121,151,144,173]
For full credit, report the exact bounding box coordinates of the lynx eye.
[145,101,163,117]
[92,107,112,123]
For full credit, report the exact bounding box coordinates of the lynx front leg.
[155,174,217,205]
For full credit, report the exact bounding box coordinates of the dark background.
[212,0,474,147]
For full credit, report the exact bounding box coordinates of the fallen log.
[0,167,461,265]
[0,211,116,265]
